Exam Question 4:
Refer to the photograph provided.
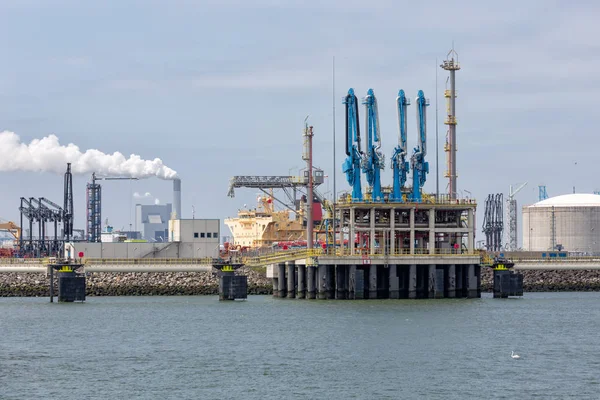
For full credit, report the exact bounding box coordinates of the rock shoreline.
[2,268,600,297]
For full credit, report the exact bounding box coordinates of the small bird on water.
[511,351,520,359]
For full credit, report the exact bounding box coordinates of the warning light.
[78,252,84,258]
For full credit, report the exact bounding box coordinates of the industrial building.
[66,219,220,259]
[523,194,600,253]
[135,203,173,242]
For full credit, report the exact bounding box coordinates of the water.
[1,293,599,399]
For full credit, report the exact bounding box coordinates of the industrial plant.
[3,44,595,301]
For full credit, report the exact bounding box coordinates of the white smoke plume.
[0,131,178,179]
[133,192,153,199]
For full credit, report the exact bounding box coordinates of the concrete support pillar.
[336,265,346,299]
[467,208,474,253]
[306,266,316,299]
[389,265,399,299]
[467,264,478,298]
[428,264,436,298]
[318,264,327,299]
[408,264,417,299]
[297,265,306,299]
[348,265,356,299]
[326,265,335,299]
[429,209,436,255]
[448,264,456,298]
[272,278,278,298]
[370,208,376,255]
[349,208,355,256]
[409,208,415,255]
[277,263,286,298]
[390,208,396,255]
[455,265,463,298]
[369,264,378,299]
[286,261,295,299]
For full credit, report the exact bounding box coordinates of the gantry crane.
[411,90,429,202]
[391,89,410,202]
[342,88,363,201]
[361,89,385,202]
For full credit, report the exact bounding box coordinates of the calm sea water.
[1,293,599,399]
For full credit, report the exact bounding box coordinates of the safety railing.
[243,249,324,267]
[336,195,476,207]
[0,258,49,264]
[83,258,215,265]
[332,248,479,257]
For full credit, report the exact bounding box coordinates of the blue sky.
[0,0,599,246]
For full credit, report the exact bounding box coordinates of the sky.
[0,0,599,247]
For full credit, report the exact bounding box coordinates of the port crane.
[391,89,410,202]
[361,89,385,202]
[342,88,363,201]
[411,90,429,202]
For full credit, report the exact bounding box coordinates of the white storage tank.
[522,193,600,252]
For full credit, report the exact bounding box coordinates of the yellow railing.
[243,249,324,267]
[0,258,49,264]
[83,258,214,265]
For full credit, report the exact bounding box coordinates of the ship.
[224,194,324,250]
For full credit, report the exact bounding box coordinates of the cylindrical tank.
[522,194,600,252]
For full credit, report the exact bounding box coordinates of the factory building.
[135,203,172,242]
[523,194,600,253]
[66,218,220,259]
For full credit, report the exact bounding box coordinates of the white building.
[66,219,221,259]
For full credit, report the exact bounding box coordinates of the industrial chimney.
[173,178,181,219]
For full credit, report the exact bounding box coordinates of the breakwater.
[2,267,600,296]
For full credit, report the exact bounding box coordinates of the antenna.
[435,57,439,199]
[332,55,336,250]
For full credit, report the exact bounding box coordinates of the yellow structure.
[225,195,305,248]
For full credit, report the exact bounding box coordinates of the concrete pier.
[307,266,316,299]
[467,264,478,298]
[389,265,399,299]
[348,265,357,299]
[336,265,346,299]
[448,264,456,298]
[297,265,306,299]
[455,265,464,297]
[369,264,378,299]
[317,265,327,300]
[429,264,438,299]
[408,264,417,299]
[286,261,295,299]
[326,265,335,299]
[277,262,286,298]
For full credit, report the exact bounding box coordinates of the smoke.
[133,192,153,199]
[0,131,178,179]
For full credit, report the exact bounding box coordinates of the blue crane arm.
[410,90,430,202]
[342,88,363,201]
[416,90,427,158]
[391,89,410,201]
[361,88,384,201]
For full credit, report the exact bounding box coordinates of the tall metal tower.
[441,48,460,200]
[86,173,102,242]
[63,163,74,241]
[507,182,527,251]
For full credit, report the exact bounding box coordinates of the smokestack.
[173,178,181,220]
